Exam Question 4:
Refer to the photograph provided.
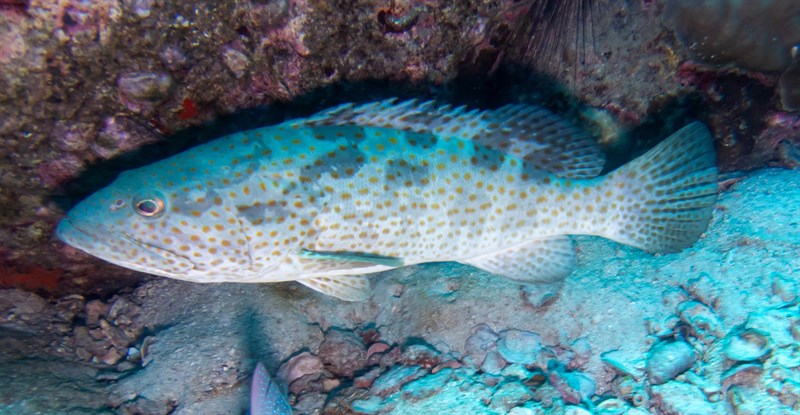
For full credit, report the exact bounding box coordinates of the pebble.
[117,72,173,109]
[568,337,592,370]
[563,406,592,415]
[464,323,499,367]
[85,300,109,327]
[595,398,629,415]
[721,363,764,389]
[481,350,507,375]
[490,381,534,411]
[276,351,323,386]
[497,329,542,364]
[650,381,716,415]
[723,328,770,361]
[159,46,187,71]
[646,340,697,385]
[601,349,646,380]
[771,272,798,303]
[353,367,382,389]
[677,301,725,341]
[221,44,250,78]
[683,273,721,309]
[401,343,441,368]
[548,364,596,405]
[318,329,367,378]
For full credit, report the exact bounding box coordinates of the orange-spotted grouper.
[251,362,292,415]
[56,99,718,300]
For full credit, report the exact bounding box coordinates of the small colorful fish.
[56,99,718,300]
[250,362,292,415]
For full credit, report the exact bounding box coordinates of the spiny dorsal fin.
[302,99,605,179]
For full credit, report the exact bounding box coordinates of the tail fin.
[602,122,718,253]
[251,362,292,415]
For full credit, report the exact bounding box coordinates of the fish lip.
[57,217,197,271]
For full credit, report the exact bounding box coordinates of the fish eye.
[134,198,165,217]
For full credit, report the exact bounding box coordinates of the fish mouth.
[56,218,196,274]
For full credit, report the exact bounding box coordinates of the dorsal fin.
[301,99,605,179]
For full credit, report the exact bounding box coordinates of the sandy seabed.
[1,168,799,414]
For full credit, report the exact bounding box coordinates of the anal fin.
[297,275,371,301]
[460,236,576,283]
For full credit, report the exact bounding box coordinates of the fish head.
[56,165,257,281]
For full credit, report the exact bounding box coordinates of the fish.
[250,362,292,415]
[56,99,718,301]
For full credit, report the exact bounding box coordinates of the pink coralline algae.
[91,116,159,160]
[38,154,85,188]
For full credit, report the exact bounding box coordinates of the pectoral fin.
[460,236,576,283]
[299,248,403,267]
[297,275,372,301]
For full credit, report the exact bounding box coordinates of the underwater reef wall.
[0,1,797,293]
[0,0,701,294]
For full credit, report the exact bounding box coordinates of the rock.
[650,381,716,415]
[500,364,535,381]
[595,398,629,414]
[602,349,646,380]
[464,323,499,367]
[646,340,697,385]
[568,337,592,370]
[370,365,425,396]
[118,396,174,415]
[318,328,367,377]
[497,329,542,364]
[683,273,721,309]
[490,381,534,411]
[645,315,681,338]
[322,377,341,392]
[117,72,172,106]
[564,406,592,415]
[38,155,87,188]
[401,343,441,368]
[745,309,796,347]
[221,44,250,78]
[771,272,798,303]
[277,351,323,387]
[99,347,124,365]
[481,351,507,375]
[0,288,47,317]
[721,363,763,389]
[548,363,596,405]
[366,342,390,360]
[93,116,160,160]
[353,367,382,389]
[84,299,109,327]
[293,393,327,415]
[351,396,383,414]
[159,46,187,71]
[723,328,771,362]
[401,368,454,400]
[431,359,460,374]
[677,301,725,341]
